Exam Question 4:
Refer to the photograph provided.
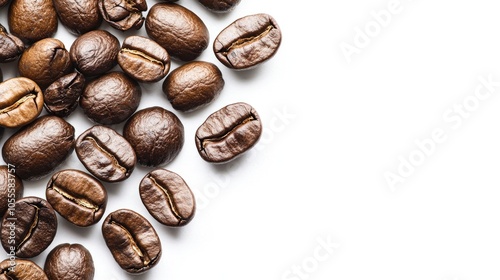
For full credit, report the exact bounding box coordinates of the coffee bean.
[195,102,262,163]
[140,169,195,227]
[214,13,282,70]
[44,72,85,118]
[1,196,57,258]
[198,0,241,13]
[102,209,162,274]
[0,259,49,280]
[80,71,141,125]
[69,30,120,77]
[99,0,147,31]
[46,169,107,227]
[8,0,58,44]
[53,0,103,35]
[124,106,184,167]
[2,115,75,180]
[0,24,24,63]
[163,61,224,112]
[0,77,44,129]
[18,38,73,89]
[44,243,95,280]
[118,35,171,83]
[0,165,23,218]
[146,3,209,61]
[76,125,136,182]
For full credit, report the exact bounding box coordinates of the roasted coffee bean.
[214,13,282,70]
[8,0,58,44]
[195,102,262,163]
[44,72,85,118]
[44,243,95,280]
[1,196,57,258]
[46,169,107,227]
[99,0,147,31]
[102,209,162,274]
[0,165,23,218]
[118,35,170,83]
[198,0,241,13]
[0,24,24,63]
[76,125,136,182]
[124,106,184,167]
[146,3,209,61]
[163,61,224,112]
[18,38,73,89]
[80,71,141,125]
[2,115,75,180]
[70,30,120,77]
[53,0,102,35]
[0,77,44,128]
[140,169,195,226]
[0,259,49,280]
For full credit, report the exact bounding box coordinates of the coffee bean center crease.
[199,113,258,150]
[84,136,129,174]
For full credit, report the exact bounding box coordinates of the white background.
[2,0,500,279]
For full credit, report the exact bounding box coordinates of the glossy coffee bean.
[76,125,136,182]
[1,196,57,258]
[195,102,262,163]
[214,13,282,70]
[163,61,224,112]
[140,169,195,227]
[198,0,241,13]
[0,165,23,218]
[80,71,141,125]
[53,0,102,35]
[0,259,48,280]
[102,209,162,274]
[18,38,73,89]
[46,169,107,227]
[44,243,95,280]
[124,107,184,167]
[2,115,75,180]
[0,77,44,128]
[0,24,24,63]
[146,3,209,61]
[8,0,58,44]
[99,0,147,31]
[44,72,85,118]
[70,30,120,77]
[118,35,170,83]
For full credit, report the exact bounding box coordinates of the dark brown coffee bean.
[140,169,195,227]
[196,102,262,163]
[214,13,282,70]
[70,30,120,77]
[2,115,75,180]
[0,259,49,279]
[1,196,57,258]
[76,125,136,182]
[198,0,241,13]
[163,61,224,112]
[44,243,95,280]
[8,0,58,44]
[46,169,107,227]
[44,72,85,118]
[146,3,209,61]
[80,71,141,125]
[18,38,73,89]
[124,106,184,167]
[99,0,147,31]
[118,35,170,83]
[102,209,162,274]
[0,165,23,218]
[53,0,102,35]
[0,77,44,128]
[0,24,24,63]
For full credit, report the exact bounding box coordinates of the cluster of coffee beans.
[0,0,281,278]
